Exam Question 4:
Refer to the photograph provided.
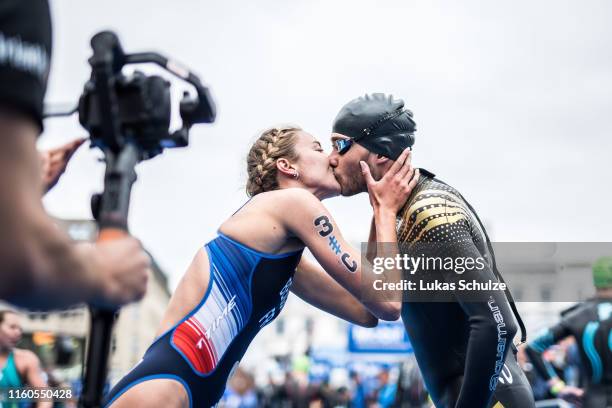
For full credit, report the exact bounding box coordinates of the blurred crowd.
[0,308,599,408]
[217,343,589,408]
[219,365,428,408]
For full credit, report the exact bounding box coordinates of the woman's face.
[291,131,341,199]
[0,313,22,349]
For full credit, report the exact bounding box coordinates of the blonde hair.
[246,126,301,196]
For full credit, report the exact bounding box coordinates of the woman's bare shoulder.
[241,188,321,215]
[219,188,323,242]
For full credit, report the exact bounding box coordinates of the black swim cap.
[332,93,416,160]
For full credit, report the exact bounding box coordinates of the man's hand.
[39,138,86,193]
[360,148,419,215]
[79,237,151,309]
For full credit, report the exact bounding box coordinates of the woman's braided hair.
[246,126,301,197]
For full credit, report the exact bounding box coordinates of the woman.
[103,126,419,408]
[0,309,52,408]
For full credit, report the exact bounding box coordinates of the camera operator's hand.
[79,237,151,309]
[39,138,85,193]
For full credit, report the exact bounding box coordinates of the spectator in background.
[395,359,429,408]
[560,337,582,389]
[0,309,52,408]
[257,373,284,407]
[349,371,365,408]
[222,367,258,408]
[526,257,612,407]
[376,369,397,408]
[517,346,549,401]
[335,386,352,407]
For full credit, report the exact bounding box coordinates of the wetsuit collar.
[417,168,435,179]
[398,168,435,214]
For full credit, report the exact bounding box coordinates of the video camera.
[77,30,215,159]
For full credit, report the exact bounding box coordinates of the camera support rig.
[69,30,216,408]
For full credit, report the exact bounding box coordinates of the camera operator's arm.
[39,137,85,193]
[0,114,149,309]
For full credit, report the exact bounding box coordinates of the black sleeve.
[0,0,52,131]
[440,241,518,408]
[404,191,518,408]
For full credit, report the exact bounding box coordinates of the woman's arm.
[17,350,52,408]
[280,149,417,321]
[291,256,378,327]
[280,189,398,320]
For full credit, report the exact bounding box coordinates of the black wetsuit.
[397,169,535,408]
[526,298,612,407]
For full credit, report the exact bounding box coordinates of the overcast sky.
[41,0,612,289]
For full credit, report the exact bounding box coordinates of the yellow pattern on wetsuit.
[395,174,534,407]
[397,182,472,245]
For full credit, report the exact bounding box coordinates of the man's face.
[0,312,22,349]
[328,133,370,196]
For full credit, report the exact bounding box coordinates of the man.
[376,368,397,408]
[0,0,149,309]
[0,309,52,408]
[526,257,612,407]
[328,93,534,407]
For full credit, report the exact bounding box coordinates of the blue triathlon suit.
[102,232,303,408]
